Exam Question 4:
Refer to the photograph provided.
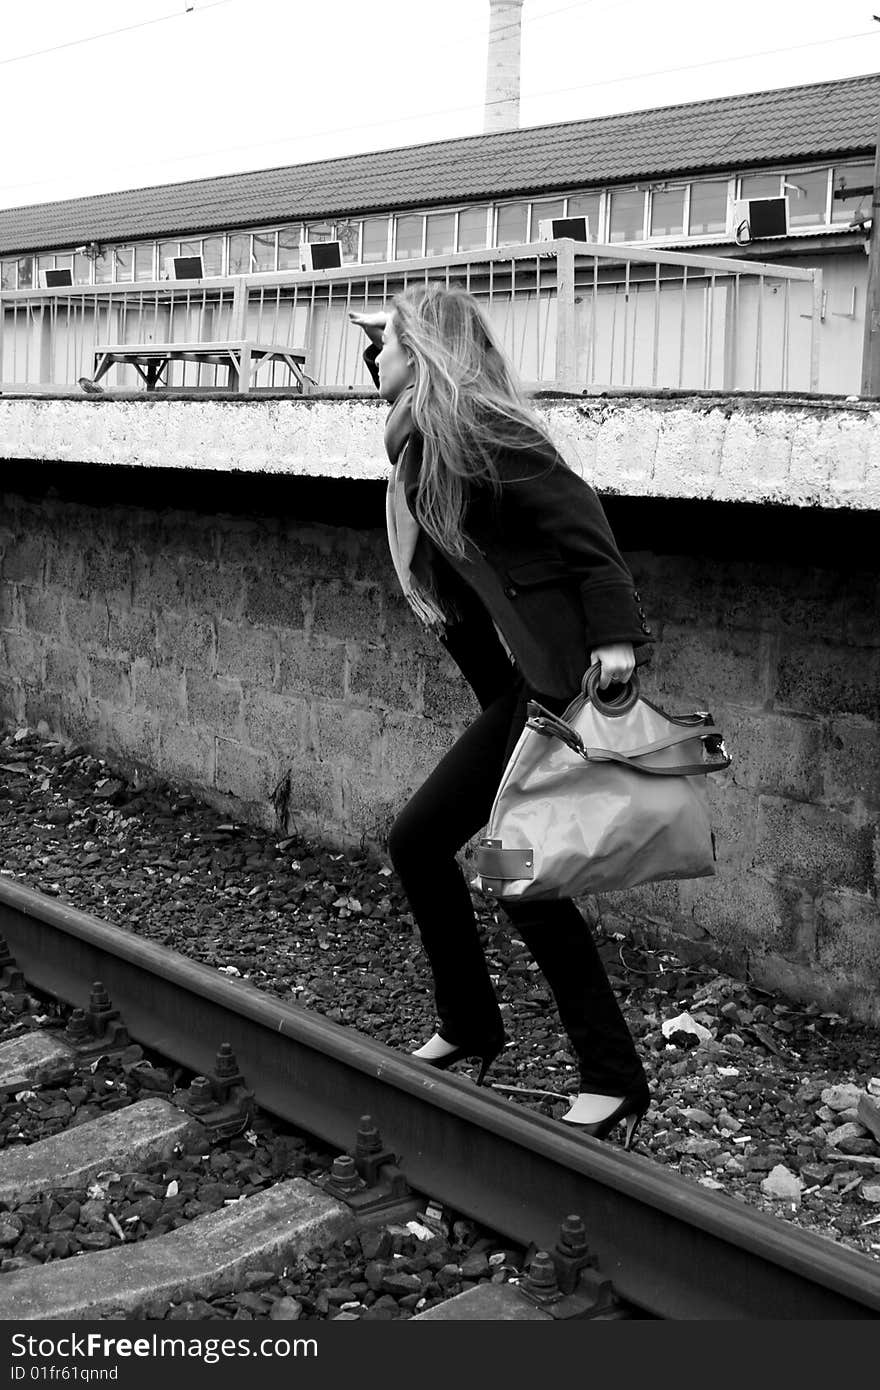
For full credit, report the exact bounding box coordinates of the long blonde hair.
[392,285,556,558]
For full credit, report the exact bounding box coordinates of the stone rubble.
[1,724,879,1279]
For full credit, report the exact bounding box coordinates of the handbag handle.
[578,740,731,777]
[526,698,731,777]
[581,662,641,716]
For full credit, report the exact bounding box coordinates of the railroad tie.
[0,1180,355,1321]
[0,1097,204,1207]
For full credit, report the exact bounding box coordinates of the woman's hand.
[349,310,388,349]
[590,642,635,689]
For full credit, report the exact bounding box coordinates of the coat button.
[633,590,641,602]
[504,585,518,598]
[641,621,652,635]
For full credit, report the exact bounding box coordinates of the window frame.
[647,185,688,241]
[11,158,872,286]
[393,212,425,260]
[607,185,648,244]
[684,177,733,239]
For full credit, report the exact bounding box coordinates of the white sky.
[0,0,878,212]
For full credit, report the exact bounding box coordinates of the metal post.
[809,268,823,393]
[555,238,578,391]
[31,303,52,384]
[722,274,739,391]
[232,276,248,341]
[860,118,880,396]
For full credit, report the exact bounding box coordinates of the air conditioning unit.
[163,254,204,280]
[729,196,789,244]
[537,215,590,243]
[41,268,74,287]
[299,241,343,271]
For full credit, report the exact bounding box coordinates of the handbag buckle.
[526,708,587,758]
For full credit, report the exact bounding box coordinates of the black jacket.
[367,349,653,703]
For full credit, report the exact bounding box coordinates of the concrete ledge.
[0,1098,206,1206]
[0,1178,353,1320]
[1,392,879,509]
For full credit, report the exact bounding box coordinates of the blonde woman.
[351,287,653,1147]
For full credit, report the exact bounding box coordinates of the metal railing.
[0,239,824,394]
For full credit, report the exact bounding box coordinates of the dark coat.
[367,350,654,704]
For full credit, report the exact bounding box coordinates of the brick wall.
[1,470,878,1022]
[0,474,483,848]
[613,542,880,1023]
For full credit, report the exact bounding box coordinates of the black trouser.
[387,675,647,1096]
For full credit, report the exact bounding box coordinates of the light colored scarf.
[384,388,447,632]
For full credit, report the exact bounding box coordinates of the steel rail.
[1,876,878,1320]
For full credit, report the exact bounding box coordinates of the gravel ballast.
[2,722,880,1278]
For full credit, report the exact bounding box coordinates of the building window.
[784,168,830,227]
[426,212,455,257]
[832,162,873,223]
[227,234,251,275]
[158,241,178,276]
[362,217,389,263]
[278,228,302,270]
[305,221,334,244]
[495,201,528,246]
[608,188,646,242]
[567,193,601,240]
[687,179,728,236]
[252,231,276,271]
[73,252,91,285]
[530,199,565,238]
[36,254,56,284]
[114,247,133,282]
[336,221,359,262]
[93,249,113,284]
[649,187,685,238]
[458,205,489,251]
[134,244,155,280]
[394,214,423,259]
[201,237,223,276]
[739,173,781,200]
[1,259,17,289]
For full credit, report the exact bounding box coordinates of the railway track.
[1,874,879,1321]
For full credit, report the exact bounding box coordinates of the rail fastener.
[0,933,28,1005]
[63,980,132,1059]
[174,1042,254,1140]
[518,1217,620,1319]
[323,1115,415,1220]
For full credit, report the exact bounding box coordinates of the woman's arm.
[496,438,648,686]
[351,311,387,390]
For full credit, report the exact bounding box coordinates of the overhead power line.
[0,0,234,68]
[0,24,877,202]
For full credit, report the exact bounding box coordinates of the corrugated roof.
[1,72,878,255]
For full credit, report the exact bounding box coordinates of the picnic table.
[91,341,308,393]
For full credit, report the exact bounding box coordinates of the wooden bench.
[92,341,308,394]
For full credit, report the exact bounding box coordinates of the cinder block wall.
[611,545,880,1023]
[1,471,878,1022]
[0,478,481,848]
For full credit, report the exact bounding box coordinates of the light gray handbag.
[472,665,731,901]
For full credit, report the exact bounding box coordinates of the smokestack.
[484,0,523,133]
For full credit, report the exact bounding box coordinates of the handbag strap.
[526,702,730,777]
[580,742,731,777]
